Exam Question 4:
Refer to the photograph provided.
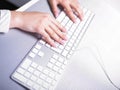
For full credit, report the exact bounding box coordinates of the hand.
[10,11,67,47]
[49,0,83,22]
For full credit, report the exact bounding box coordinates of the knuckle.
[76,4,80,9]
[63,0,68,4]
[44,35,50,41]
[35,25,42,33]
[56,36,61,42]
[57,36,61,41]
[61,33,66,38]
[56,36,60,42]
[67,9,73,13]
[52,32,57,37]
[52,32,59,41]
[58,38,62,43]
[44,13,51,19]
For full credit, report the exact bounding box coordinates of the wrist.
[10,11,23,29]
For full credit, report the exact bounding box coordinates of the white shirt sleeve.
[0,10,11,33]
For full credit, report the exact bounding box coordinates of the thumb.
[49,0,59,17]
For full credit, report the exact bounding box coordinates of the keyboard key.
[53,66,59,72]
[58,45,64,50]
[37,78,43,85]
[35,44,41,50]
[56,11,66,22]
[27,80,34,87]
[13,72,27,83]
[69,51,73,55]
[40,74,47,80]
[33,84,40,90]
[64,16,69,22]
[67,54,71,59]
[58,69,63,74]
[39,40,46,45]
[51,47,62,53]
[46,77,52,83]
[34,70,41,77]
[68,31,72,36]
[70,25,77,33]
[43,69,49,75]
[64,60,68,65]
[83,8,88,14]
[62,50,69,57]
[32,48,39,54]
[67,20,73,28]
[31,75,37,81]
[72,46,76,51]
[58,57,64,63]
[46,43,51,48]
[50,58,56,64]
[21,58,32,69]
[71,36,77,41]
[65,46,71,51]
[54,41,59,46]
[61,65,65,69]
[38,51,44,57]
[65,25,70,30]
[66,34,71,39]
[28,67,34,73]
[31,62,38,68]
[29,52,36,58]
[62,16,69,25]
[69,38,75,44]
[37,65,43,71]
[17,67,25,75]
[42,82,49,89]
[55,62,62,67]
[52,54,59,59]
[24,71,31,78]
[49,72,55,78]
[47,62,53,69]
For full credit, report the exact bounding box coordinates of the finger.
[45,26,64,45]
[50,22,67,40]
[51,17,67,32]
[63,3,76,22]
[36,27,55,47]
[41,30,56,47]
[71,4,84,21]
[49,0,59,17]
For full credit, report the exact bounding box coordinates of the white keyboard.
[11,8,94,90]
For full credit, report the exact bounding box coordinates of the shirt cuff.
[0,10,11,33]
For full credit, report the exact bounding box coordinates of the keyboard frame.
[11,9,95,90]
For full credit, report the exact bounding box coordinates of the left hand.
[49,0,83,22]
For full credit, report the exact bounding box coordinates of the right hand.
[10,11,67,47]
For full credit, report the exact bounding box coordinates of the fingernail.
[64,35,68,40]
[73,18,77,23]
[60,40,65,45]
[63,28,67,32]
[51,41,56,47]
[55,12,58,18]
[80,14,84,21]
[52,43,56,47]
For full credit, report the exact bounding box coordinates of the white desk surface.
[0,0,120,90]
